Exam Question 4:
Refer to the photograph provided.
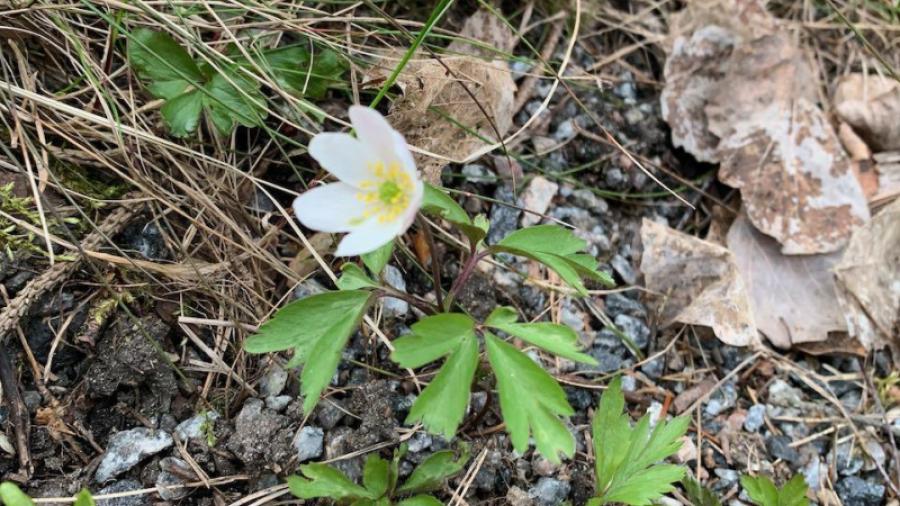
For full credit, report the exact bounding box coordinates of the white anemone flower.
[293,106,424,256]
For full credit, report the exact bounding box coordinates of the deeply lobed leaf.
[398,443,470,493]
[485,333,575,463]
[484,307,597,365]
[288,464,373,500]
[491,225,614,295]
[244,290,371,413]
[592,377,689,505]
[741,474,809,506]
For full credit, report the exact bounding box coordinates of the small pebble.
[293,426,324,462]
[743,404,766,432]
[519,176,559,227]
[95,428,173,482]
[528,477,570,506]
[381,265,409,319]
[836,476,885,506]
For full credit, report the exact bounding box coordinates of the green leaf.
[203,70,267,133]
[244,290,371,413]
[591,377,690,505]
[261,46,346,99]
[741,475,780,506]
[337,263,379,290]
[288,465,373,500]
[391,314,475,368]
[0,483,33,506]
[127,28,203,100]
[741,474,809,506]
[362,240,394,276]
[491,225,614,295]
[494,225,586,255]
[779,475,810,506]
[396,495,444,506]
[682,477,722,506]
[362,455,392,499]
[421,184,484,244]
[484,333,575,463]
[73,489,95,506]
[160,89,203,137]
[484,307,597,365]
[398,443,470,493]
[393,314,479,438]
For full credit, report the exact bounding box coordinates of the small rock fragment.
[156,457,193,500]
[614,314,650,350]
[265,395,292,411]
[610,254,637,285]
[519,176,559,227]
[293,426,325,462]
[95,428,173,482]
[743,404,766,432]
[260,367,288,397]
[96,480,149,506]
[766,435,800,464]
[836,476,885,506]
[528,477,570,506]
[705,382,737,417]
[175,411,219,441]
[381,265,409,318]
[767,379,804,407]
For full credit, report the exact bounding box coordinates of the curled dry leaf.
[365,10,516,184]
[641,215,858,350]
[834,73,900,152]
[639,218,757,347]
[726,214,846,349]
[833,198,900,353]
[661,0,869,254]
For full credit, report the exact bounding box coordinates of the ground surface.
[0,1,898,505]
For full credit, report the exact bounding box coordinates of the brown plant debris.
[833,198,900,354]
[661,0,869,254]
[726,213,846,349]
[834,73,900,153]
[640,218,757,347]
[365,10,516,184]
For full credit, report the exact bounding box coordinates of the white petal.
[308,132,376,188]
[349,105,399,166]
[335,220,404,257]
[391,129,419,181]
[400,180,425,229]
[292,183,367,233]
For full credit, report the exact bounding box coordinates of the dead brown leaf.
[833,198,900,353]
[640,218,757,347]
[726,214,846,348]
[713,97,868,255]
[834,73,900,152]
[661,2,869,254]
[366,10,517,184]
[674,377,718,414]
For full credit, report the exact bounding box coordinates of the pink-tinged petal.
[308,132,376,188]
[292,183,366,233]
[335,219,405,257]
[349,105,399,166]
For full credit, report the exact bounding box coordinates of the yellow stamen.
[352,161,414,225]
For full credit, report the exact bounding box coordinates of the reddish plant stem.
[443,246,489,312]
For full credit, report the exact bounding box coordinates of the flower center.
[354,161,414,224]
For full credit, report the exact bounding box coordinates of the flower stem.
[375,288,438,315]
[417,216,443,309]
[443,245,489,312]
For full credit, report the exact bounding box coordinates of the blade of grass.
[367,0,454,109]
